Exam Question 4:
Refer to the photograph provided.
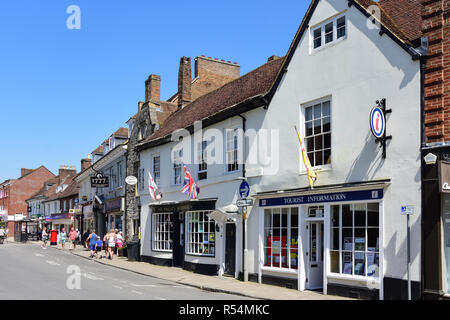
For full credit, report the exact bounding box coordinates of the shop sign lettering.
[260,189,383,207]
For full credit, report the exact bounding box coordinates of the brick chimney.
[145,74,161,102]
[178,56,192,109]
[422,0,450,144]
[58,165,77,181]
[21,168,33,177]
[81,158,92,171]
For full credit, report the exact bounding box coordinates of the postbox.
[50,229,57,245]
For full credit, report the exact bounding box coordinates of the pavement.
[27,240,352,300]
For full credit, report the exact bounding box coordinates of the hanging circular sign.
[125,176,138,185]
[370,107,385,138]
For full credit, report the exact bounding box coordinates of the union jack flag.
[181,166,199,199]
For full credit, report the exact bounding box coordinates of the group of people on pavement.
[40,226,81,250]
[86,229,124,260]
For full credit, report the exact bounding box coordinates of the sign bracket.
[374,98,392,159]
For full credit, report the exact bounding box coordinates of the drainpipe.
[237,113,247,281]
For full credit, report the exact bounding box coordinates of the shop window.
[264,207,299,269]
[304,99,331,168]
[152,213,173,252]
[186,211,215,256]
[330,203,380,278]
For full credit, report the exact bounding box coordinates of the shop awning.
[207,205,240,223]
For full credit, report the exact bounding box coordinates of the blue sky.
[0,0,309,182]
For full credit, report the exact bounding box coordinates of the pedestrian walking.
[69,227,77,250]
[116,231,123,253]
[83,229,90,249]
[41,227,48,249]
[60,227,67,251]
[103,233,108,258]
[95,236,103,259]
[113,229,119,255]
[87,230,97,258]
[0,227,5,245]
[107,229,116,260]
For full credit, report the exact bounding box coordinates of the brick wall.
[192,56,240,101]
[7,166,55,236]
[422,0,450,143]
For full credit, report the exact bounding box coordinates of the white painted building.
[136,0,425,299]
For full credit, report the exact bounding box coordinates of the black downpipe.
[420,54,427,299]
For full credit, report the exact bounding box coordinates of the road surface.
[0,242,250,300]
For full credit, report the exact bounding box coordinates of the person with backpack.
[86,230,98,258]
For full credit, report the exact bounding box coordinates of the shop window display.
[330,203,379,277]
[153,213,173,251]
[264,207,299,269]
[186,211,215,256]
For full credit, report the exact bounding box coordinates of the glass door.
[308,221,324,289]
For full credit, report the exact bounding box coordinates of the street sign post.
[236,198,253,207]
[402,205,415,300]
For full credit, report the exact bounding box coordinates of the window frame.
[152,212,173,252]
[198,140,208,180]
[185,210,216,257]
[152,154,161,187]
[300,96,332,172]
[329,202,380,279]
[225,128,239,173]
[262,207,299,271]
[310,13,347,53]
[173,149,183,186]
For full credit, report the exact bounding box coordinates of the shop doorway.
[173,212,185,268]
[224,223,236,276]
[307,221,324,290]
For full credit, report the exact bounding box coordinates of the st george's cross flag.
[181,166,199,199]
[294,125,317,189]
[148,170,161,200]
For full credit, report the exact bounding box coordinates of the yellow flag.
[294,126,317,189]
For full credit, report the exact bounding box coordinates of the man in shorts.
[87,230,98,258]
[95,236,103,259]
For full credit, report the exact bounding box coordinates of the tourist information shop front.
[256,182,388,300]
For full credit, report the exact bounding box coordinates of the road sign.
[237,198,253,207]
[239,181,250,198]
[401,205,414,215]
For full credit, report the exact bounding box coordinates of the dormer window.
[311,14,346,52]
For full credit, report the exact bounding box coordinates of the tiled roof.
[378,0,422,42]
[59,177,79,199]
[43,173,77,202]
[112,127,128,138]
[355,0,421,45]
[92,145,104,155]
[138,57,285,146]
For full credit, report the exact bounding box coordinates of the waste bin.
[50,229,57,246]
[127,240,140,262]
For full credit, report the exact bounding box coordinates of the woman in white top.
[107,229,116,260]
